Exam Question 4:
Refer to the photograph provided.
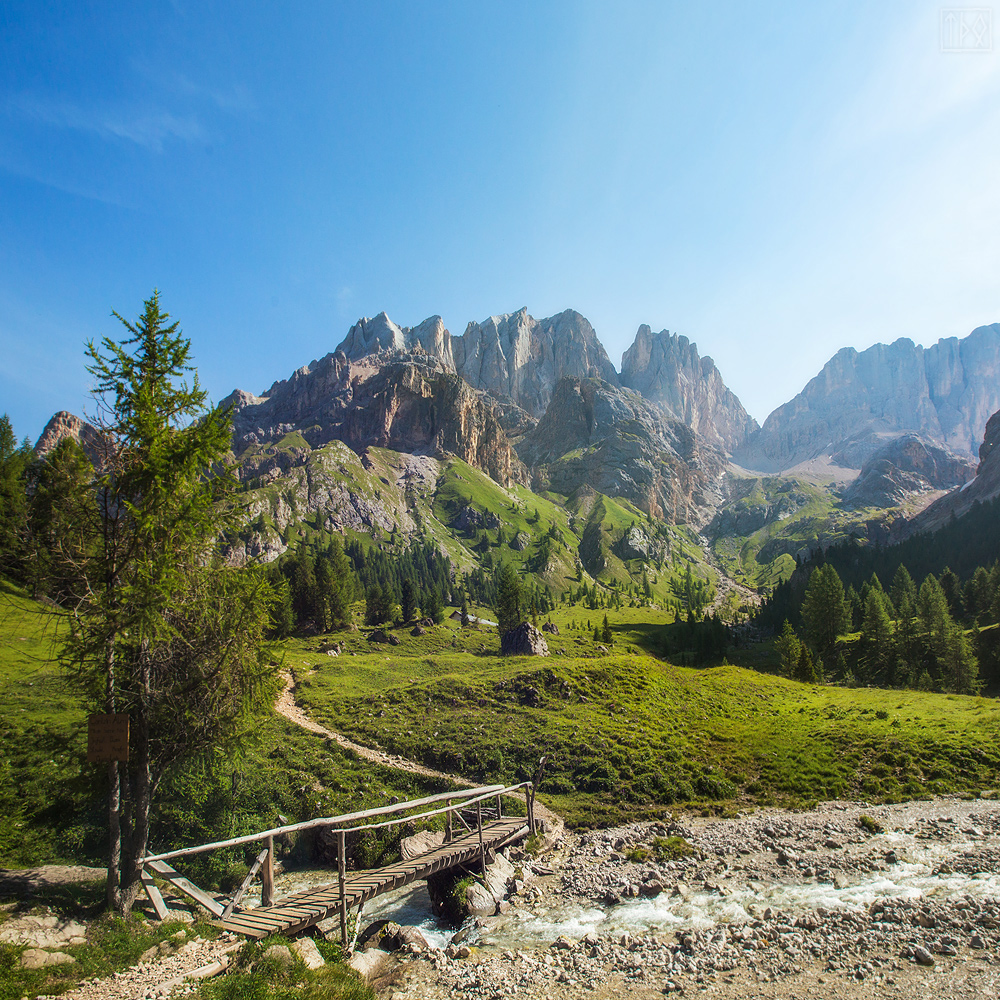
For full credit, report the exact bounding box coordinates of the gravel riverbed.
[384,796,1000,1000]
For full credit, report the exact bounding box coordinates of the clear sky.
[2,1,998,442]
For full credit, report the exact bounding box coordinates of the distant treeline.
[754,545,1000,694]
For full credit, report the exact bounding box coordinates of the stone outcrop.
[735,323,1000,472]
[33,411,104,468]
[499,621,550,657]
[518,377,725,525]
[222,353,526,488]
[842,435,975,509]
[454,308,619,417]
[620,326,758,454]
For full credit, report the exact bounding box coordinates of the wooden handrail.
[143,782,531,864]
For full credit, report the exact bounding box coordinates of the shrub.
[858,814,884,834]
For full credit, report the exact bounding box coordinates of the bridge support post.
[338,830,348,948]
[496,793,502,819]
[477,801,485,875]
[445,800,452,844]
[525,785,534,835]
[261,836,275,907]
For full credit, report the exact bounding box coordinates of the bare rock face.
[518,377,725,525]
[500,621,550,656]
[842,435,975,509]
[620,325,758,454]
[454,308,619,417]
[908,408,1000,532]
[336,312,455,369]
[735,324,1000,472]
[222,353,526,488]
[33,411,104,468]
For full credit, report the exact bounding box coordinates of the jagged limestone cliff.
[518,376,725,526]
[735,324,1000,472]
[620,325,758,454]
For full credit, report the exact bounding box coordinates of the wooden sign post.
[87,713,130,762]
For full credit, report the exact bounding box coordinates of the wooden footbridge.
[140,781,539,948]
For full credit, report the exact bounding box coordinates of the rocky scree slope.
[907,405,1000,534]
[842,434,976,510]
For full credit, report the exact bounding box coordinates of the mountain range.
[35,307,1000,594]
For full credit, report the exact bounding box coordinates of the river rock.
[291,936,325,969]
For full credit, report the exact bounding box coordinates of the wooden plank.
[147,861,225,918]
[222,846,270,919]
[141,870,169,921]
[224,912,285,931]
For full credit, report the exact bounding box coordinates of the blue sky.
[2,1,998,442]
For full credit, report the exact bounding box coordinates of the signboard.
[87,713,130,762]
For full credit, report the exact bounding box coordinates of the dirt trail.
[275,672,565,838]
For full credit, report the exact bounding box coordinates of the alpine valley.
[36,309,1000,605]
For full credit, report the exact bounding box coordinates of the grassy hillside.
[0,583,449,875]
[233,446,720,612]
[4,580,999,866]
[709,474,906,590]
[287,606,1000,829]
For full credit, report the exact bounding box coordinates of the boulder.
[291,936,325,970]
[401,829,445,860]
[368,629,390,643]
[500,621,549,657]
[387,634,400,646]
[20,949,75,969]
[411,625,426,636]
[541,621,559,634]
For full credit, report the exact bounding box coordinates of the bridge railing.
[140,779,538,929]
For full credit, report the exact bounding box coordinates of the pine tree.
[801,564,849,659]
[365,583,392,625]
[62,291,276,915]
[400,578,417,623]
[0,414,31,582]
[25,437,94,600]
[601,613,612,644]
[493,563,523,639]
[890,565,917,618]
[774,620,802,677]
[859,590,893,684]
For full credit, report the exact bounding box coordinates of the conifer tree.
[0,414,31,582]
[774,619,802,677]
[62,291,276,915]
[801,564,849,659]
[493,563,523,639]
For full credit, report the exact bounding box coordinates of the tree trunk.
[105,639,123,913]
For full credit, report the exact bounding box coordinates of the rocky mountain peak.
[620,325,758,454]
[453,307,619,417]
[735,323,1000,473]
[335,312,455,369]
[33,411,104,468]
